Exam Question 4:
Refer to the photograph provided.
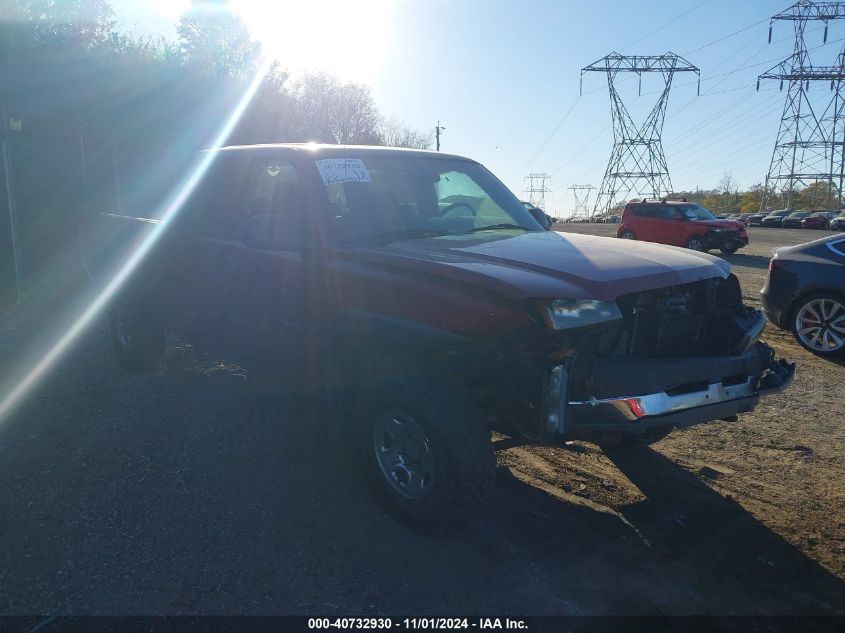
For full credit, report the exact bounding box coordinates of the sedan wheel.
[793,294,845,356]
[687,237,707,252]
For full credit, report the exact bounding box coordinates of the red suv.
[617,199,749,254]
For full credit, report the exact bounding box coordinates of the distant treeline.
[603,176,842,216]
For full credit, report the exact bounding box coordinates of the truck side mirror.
[527,207,552,230]
[244,214,302,251]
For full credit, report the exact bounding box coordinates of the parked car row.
[561,214,621,224]
[747,209,845,230]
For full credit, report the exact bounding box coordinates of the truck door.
[162,152,244,345]
[214,155,310,379]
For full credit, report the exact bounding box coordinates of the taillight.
[768,258,777,273]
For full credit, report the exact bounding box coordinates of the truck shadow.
[298,402,845,615]
[475,443,845,615]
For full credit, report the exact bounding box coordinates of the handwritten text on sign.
[315,159,373,185]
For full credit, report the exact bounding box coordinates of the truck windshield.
[318,155,543,244]
[678,204,717,220]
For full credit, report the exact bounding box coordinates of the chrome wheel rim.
[373,411,435,500]
[795,298,845,353]
[688,238,706,251]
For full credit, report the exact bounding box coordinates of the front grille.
[618,278,738,358]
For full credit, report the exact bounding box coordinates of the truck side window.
[240,157,305,248]
[184,154,241,238]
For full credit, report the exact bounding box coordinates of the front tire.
[720,244,739,254]
[354,378,495,529]
[791,292,845,357]
[619,230,636,240]
[109,297,165,372]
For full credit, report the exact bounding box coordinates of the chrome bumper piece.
[568,376,757,423]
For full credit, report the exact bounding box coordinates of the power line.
[568,184,596,218]
[581,53,700,213]
[684,17,770,56]
[523,173,552,209]
[758,1,845,210]
[518,96,580,173]
[623,0,711,49]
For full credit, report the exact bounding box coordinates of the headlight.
[543,299,622,330]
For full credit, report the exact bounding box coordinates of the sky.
[111,0,845,217]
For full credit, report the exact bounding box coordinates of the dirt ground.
[548,223,845,577]
[0,225,842,616]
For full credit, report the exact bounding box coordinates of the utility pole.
[1,100,22,303]
[435,120,446,152]
[568,184,596,219]
[758,1,845,211]
[581,52,700,215]
[523,173,551,210]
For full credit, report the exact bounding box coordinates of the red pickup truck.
[85,145,793,527]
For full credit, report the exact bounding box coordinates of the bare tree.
[718,172,737,195]
[378,117,433,149]
[289,73,381,144]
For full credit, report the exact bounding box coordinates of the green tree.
[796,180,840,210]
[0,0,116,53]
[177,0,261,78]
[740,183,764,213]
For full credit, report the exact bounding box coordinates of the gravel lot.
[0,225,843,616]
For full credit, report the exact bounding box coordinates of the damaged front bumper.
[538,339,795,442]
[704,230,748,251]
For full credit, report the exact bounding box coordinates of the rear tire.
[790,292,845,357]
[687,236,708,252]
[619,230,636,240]
[354,377,495,530]
[109,297,165,372]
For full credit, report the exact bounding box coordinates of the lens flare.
[0,58,275,428]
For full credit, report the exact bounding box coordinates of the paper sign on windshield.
[315,159,373,185]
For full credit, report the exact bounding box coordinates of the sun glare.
[232,0,396,84]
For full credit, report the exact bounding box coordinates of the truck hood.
[353,230,731,302]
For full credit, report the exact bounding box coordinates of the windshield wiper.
[361,227,451,245]
[464,223,530,233]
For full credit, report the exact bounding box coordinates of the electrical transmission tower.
[568,184,596,219]
[581,52,700,215]
[524,173,551,209]
[758,1,845,211]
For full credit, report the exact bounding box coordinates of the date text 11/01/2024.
[307,618,528,629]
